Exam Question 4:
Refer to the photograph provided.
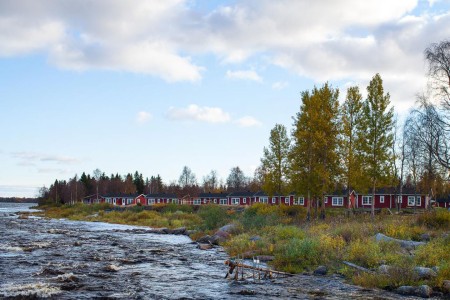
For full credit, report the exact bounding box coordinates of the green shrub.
[345,239,381,268]
[162,203,193,214]
[241,204,279,229]
[414,235,450,267]
[223,233,254,256]
[273,237,321,273]
[417,210,450,230]
[264,225,305,244]
[198,204,229,230]
[353,255,417,289]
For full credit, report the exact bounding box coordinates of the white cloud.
[235,116,262,127]
[226,70,262,82]
[0,0,203,82]
[272,81,289,90]
[167,104,231,123]
[12,152,80,165]
[136,111,152,124]
[0,0,449,103]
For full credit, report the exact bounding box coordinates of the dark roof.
[198,192,228,198]
[253,191,268,197]
[102,193,140,198]
[146,193,177,198]
[228,191,256,197]
[436,196,450,203]
[325,189,352,196]
[253,191,288,197]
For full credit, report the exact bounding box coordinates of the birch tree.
[290,83,340,220]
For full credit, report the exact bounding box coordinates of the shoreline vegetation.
[29,203,450,297]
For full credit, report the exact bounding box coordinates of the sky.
[1,0,450,197]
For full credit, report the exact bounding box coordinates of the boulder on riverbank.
[196,223,238,246]
[313,266,327,276]
[197,243,213,250]
[374,233,425,250]
[414,267,437,280]
[395,285,433,298]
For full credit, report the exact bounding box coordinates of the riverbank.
[29,203,450,298]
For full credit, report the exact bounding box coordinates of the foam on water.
[0,282,61,298]
[0,244,24,252]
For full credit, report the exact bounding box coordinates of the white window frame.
[214,199,217,204]
[113,199,116,205]
[285,197,290,204]
[271,197,276,204]
[408,196,415,206]
[298,197,305,205]
[220,198,227,205]
[148,199,155,205]
[157,199,160,203]
[380,196,385,203]
[332,197,343,206]
[362,196,372,205]
[397,196,402,204]
[232,198,240,205]
[416,196,421,206]
[243,197,247,204]
[193,199,201,205]
[324,197,328,204]
[260,197,268,203]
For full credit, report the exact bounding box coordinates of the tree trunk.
[306,190,311,222]
[371,181,376,219]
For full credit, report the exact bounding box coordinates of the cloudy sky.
[1,0,450,197]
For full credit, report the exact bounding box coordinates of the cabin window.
[148,199,155,205]
[272,197,276,204]
[324,197,328,204]
[232,198,239,205]
[193,199,201,205]
[397,196,402,203]
[380,196,385,203]
[220,198,227,205]
[408,196,415,206]
[362,196,372,205]
[416,196,421,206]
[157,199,160,203]
[214,199,217,204]
[294,197,304,205]
[243,198,247,204]
[261,197,268,204]
[332,197,343,206]
[113,199,116,205]
[285,197,289,204]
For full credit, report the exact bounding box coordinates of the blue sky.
[1,0,450,197]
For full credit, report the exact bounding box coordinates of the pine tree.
[361,74,394,218]
[290,83,340,220]
[261,124,291,195]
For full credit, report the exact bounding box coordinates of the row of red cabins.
[83,188,449,209]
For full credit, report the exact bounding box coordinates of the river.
[0,203,424,299]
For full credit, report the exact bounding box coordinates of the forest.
[39,40,450,215]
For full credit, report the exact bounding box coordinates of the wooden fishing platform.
[224,259,294,281]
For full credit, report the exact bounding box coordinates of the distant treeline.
[0,197,38,203]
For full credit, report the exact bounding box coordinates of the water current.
[0,203,424,299]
